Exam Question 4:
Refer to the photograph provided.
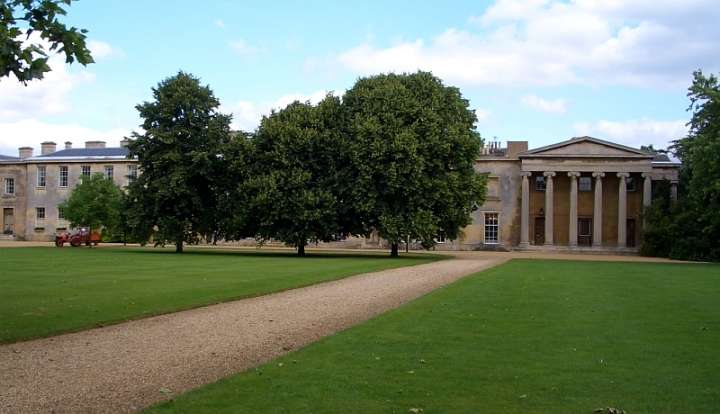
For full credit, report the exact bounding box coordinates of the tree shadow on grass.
[97,246,443,261]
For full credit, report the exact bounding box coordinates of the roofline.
[24,156,136,162]
[520,136,654,158]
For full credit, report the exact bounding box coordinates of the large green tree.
[1,0,93,83]
[242,96,354,256]
[126,71,232,253]
[58,173,122,233]
[344,72,486,256]
[668,70,720,260]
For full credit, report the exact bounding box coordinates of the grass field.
[146,259,720,414]
[0,247,438,343]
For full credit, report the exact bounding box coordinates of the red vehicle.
[55,227,101,247]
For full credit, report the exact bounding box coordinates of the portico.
[517,137,657,251]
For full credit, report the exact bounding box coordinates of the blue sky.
[1,0,718,156]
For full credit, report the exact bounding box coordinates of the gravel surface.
[0,258,502,413]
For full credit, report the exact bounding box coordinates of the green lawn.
[0,247,438,343]
[147,259,720,414]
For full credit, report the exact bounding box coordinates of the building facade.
[0,140,137,241]
[439,136,680,252]
[1,135,680,251]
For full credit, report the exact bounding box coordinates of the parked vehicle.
[55,228,101,247]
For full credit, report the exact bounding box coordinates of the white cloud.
[214,19,225,29]
[0,119,130,156]
[87,40,118,59]
[573,118,688,150]
[521,95,567,113]
[229,39,265,57]
[335,0,720,87]
[0,55,94,122]
[222,90,336,132]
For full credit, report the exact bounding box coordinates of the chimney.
[19,147,33,159]
[85,140,106,149]
[65,141,73,150]
[41,141,57,155]
[119,138,131,148]
[506,141,529,158]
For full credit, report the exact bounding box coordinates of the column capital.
[592,172,605,179]
[567,171,581,178]
[520,171,532,178]
[617,172,630,179]
[641,172,653,179]
[543,171,556,178]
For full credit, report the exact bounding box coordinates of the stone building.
[1,135,680,251]
[438,136,680,252]
[0,140,138,241]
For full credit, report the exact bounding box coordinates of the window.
[535,176,546,191]
[104,165,114,180]
[435,233,447,244]
[81,165,91,177]
[36,207,45,227]
[4,178,14,195]
[37,166,46,187]
[127,165,138,184]
[484,212,499,244]
[579,176,592,192]
[58,207,65,220]
[59,166,68,187]
[626,177,637,192]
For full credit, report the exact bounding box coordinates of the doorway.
[2,208,13,235]
[534,217,545,245]
[627,219,636,247]
[578,218,592,246]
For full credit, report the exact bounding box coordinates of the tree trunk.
[297,243,305,257]
[175,240,183,253]
[390,242,399,257]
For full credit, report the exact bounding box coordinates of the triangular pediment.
[520,136,652,158]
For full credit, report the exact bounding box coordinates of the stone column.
[592,172,604,247]
[642,173,652,207]
[519,172,531,247]
[568,172,580,247]
[617,172,629,248]
[670,181,678,202]
[543,171,556,245]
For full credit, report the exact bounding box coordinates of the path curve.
[0,258,503,413]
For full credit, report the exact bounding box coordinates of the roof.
[25,147,134,162]
[0,154,20,162]
[521,136,652,158]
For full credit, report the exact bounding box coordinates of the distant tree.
[243,96,353,256]
[59,173,122,234]
[640,145,667,154]
[1,0,93,83]
[126,71,232,253]
[344,72,487,257]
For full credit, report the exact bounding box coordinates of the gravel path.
[0,258,502,413]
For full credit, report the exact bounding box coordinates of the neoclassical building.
[2,135,680,252]
[0,140,137,241]
[444,136,680,252]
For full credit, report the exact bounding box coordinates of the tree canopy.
[126,71,232,253]
[58,173,123,233]
[344,72,486,256]
[643,71,720,261]
[242,96,353,255]
[0,0,93,83]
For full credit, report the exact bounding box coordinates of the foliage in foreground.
[0,0,93,82]
[642,71,720,261]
